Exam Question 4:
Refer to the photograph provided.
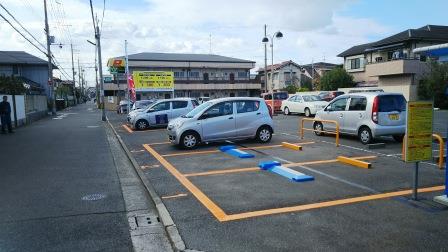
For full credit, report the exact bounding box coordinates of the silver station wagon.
[167,97,274,149]
[313,92,407,144]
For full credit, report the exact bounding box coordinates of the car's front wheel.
[256,126,272,143]
[284,107,290,115]
[180,131,200,149]
[359,127,373,145]
[135,119,149,130]
[313,122,324,136]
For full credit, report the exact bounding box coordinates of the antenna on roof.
[209,34,212,55]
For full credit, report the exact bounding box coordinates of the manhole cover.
[81,193,107,201]
[135,215,161,227]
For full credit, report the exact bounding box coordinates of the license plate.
[389,114,399,120]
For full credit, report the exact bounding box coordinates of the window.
[151,101,170,111]
[188,72,199,78]
[263,94,272,100]
[350,58,361,69]
[174,71,184,78]
[236,101,260,113]
[349,97,367,111]
[229,73,235,83]
[12,65,19,75]
[378,95,406,112]
[330,98,348,111]
[172,101,188,109]
[295,96,303,102]
[288,95,296,101]
[204,102,233,118]
[238,72,247,78]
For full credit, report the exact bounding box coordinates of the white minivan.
[313,92,406,144]
[128,98,199,130]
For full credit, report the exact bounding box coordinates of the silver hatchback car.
[314,92,407,144]
[167,97,274,149]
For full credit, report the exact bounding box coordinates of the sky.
[0,0,447,87]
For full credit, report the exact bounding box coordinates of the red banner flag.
[128,74,136,102]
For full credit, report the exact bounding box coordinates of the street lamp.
[262,28,283,112]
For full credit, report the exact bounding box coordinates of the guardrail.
[300,118,339,147]
[402,133,445,169]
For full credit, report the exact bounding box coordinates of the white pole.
[125,40,130,113]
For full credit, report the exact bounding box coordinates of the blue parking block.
[259,161,314,182]
[219,145,255,158]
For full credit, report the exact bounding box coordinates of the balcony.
[366,58,429,77]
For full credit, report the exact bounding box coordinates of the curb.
[106,119,187,252]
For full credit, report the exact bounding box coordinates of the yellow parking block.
[281,142,302,151]
[337,156,372,169]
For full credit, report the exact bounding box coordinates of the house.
[338,25,448,100]
[257,60,303,91]
[300,62,340,89]
[107,52,259,100]
[0,51,53,96]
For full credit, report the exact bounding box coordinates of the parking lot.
[108,111,447,251]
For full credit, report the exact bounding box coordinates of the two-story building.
[338,25,448,100]
[257,60,303,91]
[0,51,52,96]
[107,52,259,100]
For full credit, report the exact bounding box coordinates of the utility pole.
[95,52,99,108]
[125,40,130,113]
[71,43,77,105]
[90,0,106,121]
[264,24,267,93]
[44,0,56,115]
[77,58,81,103]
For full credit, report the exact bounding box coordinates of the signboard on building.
[404,101,434,162]
[132,71,174,91]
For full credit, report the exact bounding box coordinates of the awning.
[413,43,448,56]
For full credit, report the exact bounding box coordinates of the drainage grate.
[135,214,161,227]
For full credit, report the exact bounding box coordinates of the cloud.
[0,0,390,82]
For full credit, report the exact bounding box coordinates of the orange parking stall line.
[122,124,133,133]
[161,142,315,157]
[222,185,444,222]
[148,141,171,145]
[183,156,377,177]
[143,144,228,221]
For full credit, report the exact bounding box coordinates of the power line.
[0,12,48,56]
[0,3,47,50]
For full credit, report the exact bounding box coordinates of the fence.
[0,94,47,127]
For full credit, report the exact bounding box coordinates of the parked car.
[167,97,274,149]
[261,91,288,112]
[128,98,199,130]
[281,93,328,117]
[348,88,384,93]
[117,100,133,114]
[132,99,155,111]
[313,92,406,144]
[318,91,345,102]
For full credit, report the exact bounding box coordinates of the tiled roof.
[257,60,300,72]
[0,51,48,65]
[120,52,255,63]
[338,25,448,57]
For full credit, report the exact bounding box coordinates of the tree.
[301,78,313,91]
[319,68,354,91]
[0,75,26,94]
[283,85,298,94]
[418,61,448,109]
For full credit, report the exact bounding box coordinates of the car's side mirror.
[147,109,154,113]
[199,113,208,120]
[325,106,333,112]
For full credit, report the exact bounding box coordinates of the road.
[0,103,172,252]
[109,110,448,252]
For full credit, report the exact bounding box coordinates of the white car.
[167,97,274,149]
[281,93,328,117]
[128,98,199,130]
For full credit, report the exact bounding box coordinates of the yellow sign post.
[132,71,174,92]
[405,101,434,200]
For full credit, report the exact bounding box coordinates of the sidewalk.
[0,103,171,251]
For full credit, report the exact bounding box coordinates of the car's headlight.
[173,120,184,128]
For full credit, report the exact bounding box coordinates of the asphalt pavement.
[0,103,172,252]
[109,110,448,252]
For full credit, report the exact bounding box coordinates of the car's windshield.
[302,95,321,102]
[183,101,213,118]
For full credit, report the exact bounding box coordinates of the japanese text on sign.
[132,71,174,91]
[405,101,433,162]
